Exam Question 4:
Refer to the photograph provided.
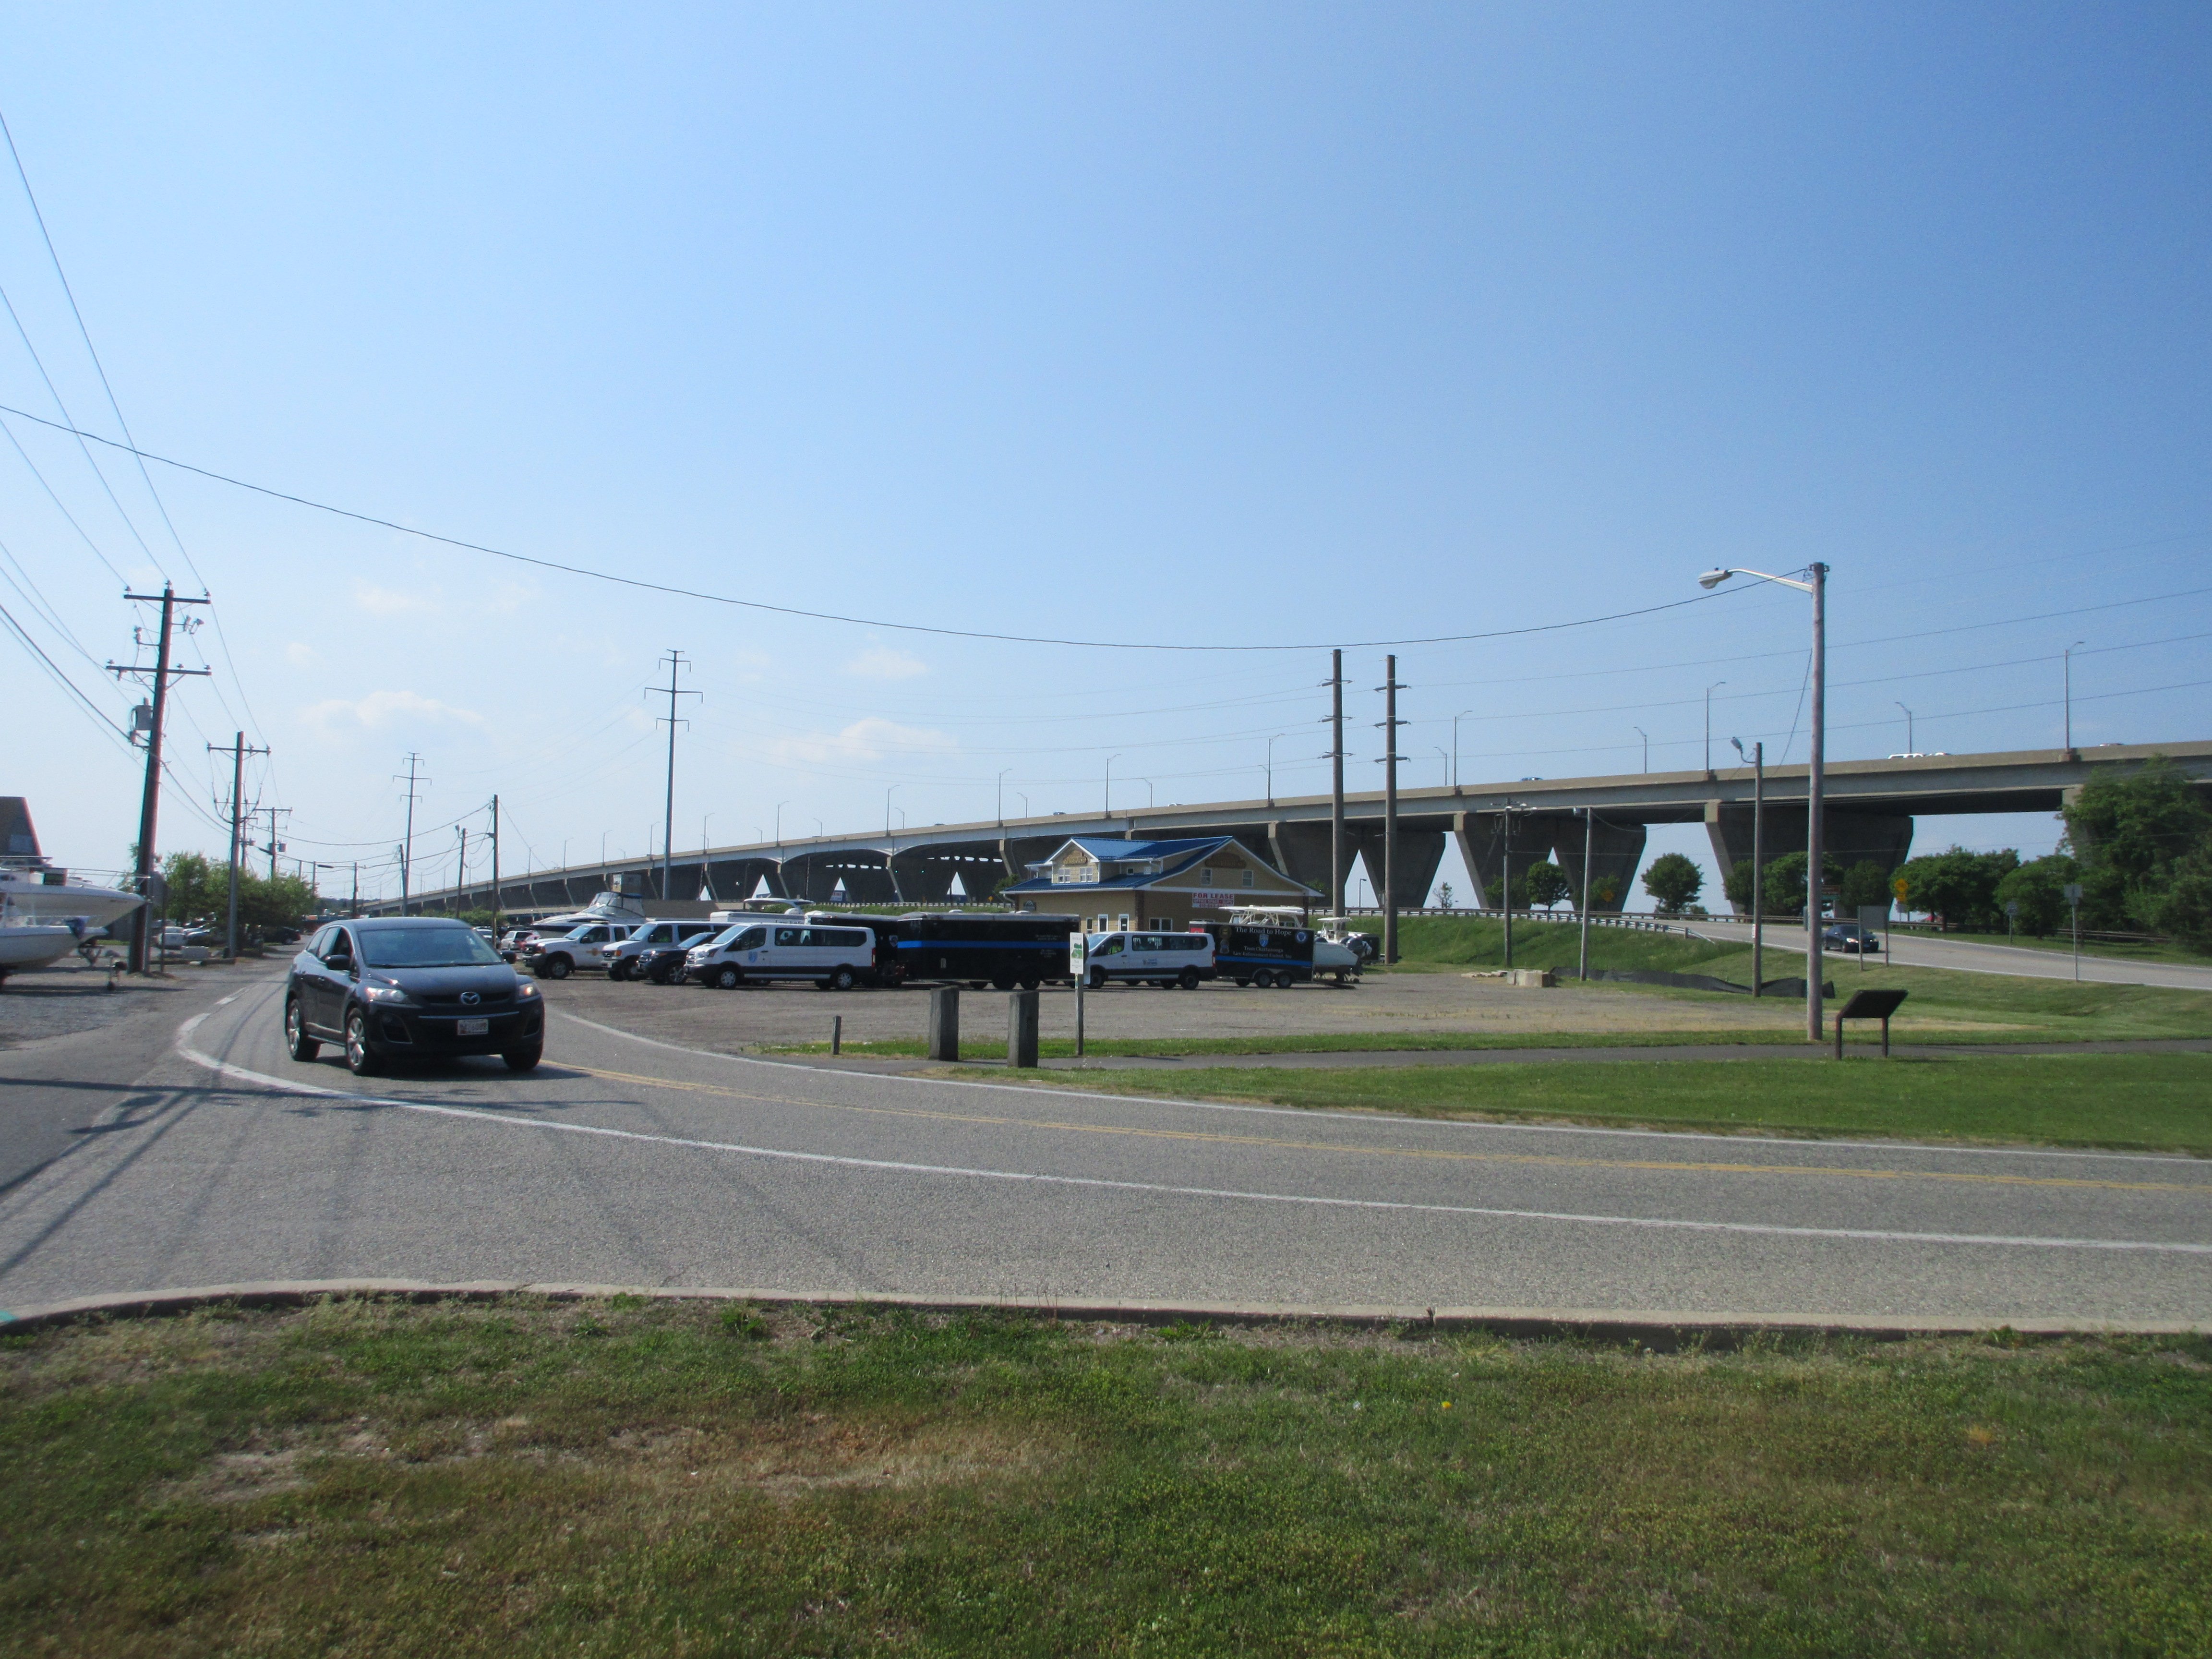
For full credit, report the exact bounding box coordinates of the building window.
[1199,867,1212,884]
[1241,870,1254,888]
[1117,914,1131,932]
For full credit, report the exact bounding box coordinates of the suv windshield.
[359,928,505,968]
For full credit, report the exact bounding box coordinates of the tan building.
[999,835,1317,933]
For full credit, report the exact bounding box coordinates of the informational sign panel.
[1068,931,1087,977]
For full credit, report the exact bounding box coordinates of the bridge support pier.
[1266,820,1337,905]
[1347,824,1447,910]
[1705,804,1914,913]
[1452,812,1638,912]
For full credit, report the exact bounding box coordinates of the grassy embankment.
[1888,925,2212,967]
[5,1298,2208,1657]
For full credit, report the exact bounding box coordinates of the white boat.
[0,922,83,981]
[0,797,145,935]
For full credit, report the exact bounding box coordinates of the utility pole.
[489,796,501,938]
[457,826,468,916]
[109,584,209,972]
[1374,656,1407,963]
[1322,650,1346,916]
[257,806,291,884]
[1577,806,1595,982]
[649,650,699,910]
[1732,738,1766,996]
[206,732,266,961]
[395,754,428,914]
[1501,804,1517,969]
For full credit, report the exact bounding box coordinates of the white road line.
[550,1009,2209,1168]
[173,1012,2212,1258]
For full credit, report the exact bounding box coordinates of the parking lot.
[533,963,1825,1055]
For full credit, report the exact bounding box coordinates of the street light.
[1434,746,1451,788]
[2064,640,2087,755]
[1452,710,1473,792]
[998,768,1012,827]
[1105,755,1121,817]
[1698,563,1828,1045]
[886,784,902,902]
[1704,681,1727,776]
[1634,726,1649,773]
[1265,734,1286,806]
[1731,735,1765,998]
[1895,702,1914,755]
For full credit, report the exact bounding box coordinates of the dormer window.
[1199,867,1212,885]
[1242,870,1254,888]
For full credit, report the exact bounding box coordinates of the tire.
[1250,968,1274,989]
[1087,967,1106,991]
[1234,977,1251,988]
[829,966,857,992]
[991,976,1014,992]
[814,976,834,992]
[714,965,743,990]
[1019,976,1040,991]
[502,1044,542,1073]
[343,1009,382,1077]
[541,954,573,981]
[1178,967,1199,990]
[968,980,988,991]
[284,996,320,1061]
[607,958,632,982]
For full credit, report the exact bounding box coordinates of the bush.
[2062,757,2212,934]
[1759,851,1843,917]
[1837,860,1892,915]
[1895,846,2020,933]
[1518,862,1574,911]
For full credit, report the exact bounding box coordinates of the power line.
[0,402,1746,653]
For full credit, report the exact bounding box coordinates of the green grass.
[772,1029,1811,1059]
[1012,1051,2212,1153]
[1353,915,1745,974]
[1890,926,2212,967]
[5,1298,2209,1657]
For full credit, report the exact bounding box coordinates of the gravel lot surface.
[536,967,1821,1054]
[0,958,225,1052]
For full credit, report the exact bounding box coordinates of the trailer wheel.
[991,976,1014,991]
[1019,976,1040,990]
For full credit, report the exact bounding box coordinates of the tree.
[158,852,226,925]
[2151,846,2212,950]
[1759,851,1842,918]
[1894,846,2019,932]
[1723,861,1755,911]
[1641,852,1703,915]
[1518,862,1573,911]
[2061,757,2212,932]
[1837,861,1892,915]
[1993,854,2077,938]
[1436,881,1455,910]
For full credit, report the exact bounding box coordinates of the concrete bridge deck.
[381,739,2211,919]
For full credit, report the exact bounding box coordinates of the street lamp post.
[998,769,1012,828]
[1704,682,1727,777]
[1634,726,1649,773]
[1265,734,1286,806]
[1105,756,1121,817]
[1732,736,1765,998]
[2064,641,2086,756]
[1701,563,1828,1045]
[1896,702,1914,755]
[1452,711,1472,792]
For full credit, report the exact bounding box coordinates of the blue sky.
[2,4,2206,906]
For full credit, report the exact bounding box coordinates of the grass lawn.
[1889,926,2212,968]
[1014,1052,2212,1154]
[5,1298,2208,1657]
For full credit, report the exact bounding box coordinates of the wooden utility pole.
[110,585,208,972]
[1324,649,1346,915]
[395,754,429,914]
[207,732,267,960]
[1375,656,1407,963]
[489,796,501,938]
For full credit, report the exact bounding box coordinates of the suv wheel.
[607,958,631,982]
[541,954,573,980]
[343,1009,382,1077]
[502,1042,542,1073]
[284,996,320,1061]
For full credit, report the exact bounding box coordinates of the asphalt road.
[0,965,2206,1327]
[1692,918,2212,991]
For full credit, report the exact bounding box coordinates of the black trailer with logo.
[868,912,1081,988]
[1199,921,1317,987]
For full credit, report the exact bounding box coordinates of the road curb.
[2,1280,2203,1348]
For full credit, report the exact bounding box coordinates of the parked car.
[518,920,637,978]
[633,943,700,984]
[284,916,543,1076]
[1821,923,1882,954]
[685,920,878,990]
[1083,929,1216,989]
[606,919,723,980]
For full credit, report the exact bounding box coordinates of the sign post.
[2063,883,2083,982]
[1890,876,1908,966]
[2003,898,2019,946]
[1068,930,1088,1058]
[1857,904,1889,973]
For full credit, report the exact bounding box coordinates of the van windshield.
[359,928,504,968]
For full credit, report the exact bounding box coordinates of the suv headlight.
[361,982,413,1005]
[515,979,540,999]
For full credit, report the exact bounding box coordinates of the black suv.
[286,917,544,1076]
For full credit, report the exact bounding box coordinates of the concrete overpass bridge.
[384,739,2212,920]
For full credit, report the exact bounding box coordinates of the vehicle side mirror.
[322,950,352,971]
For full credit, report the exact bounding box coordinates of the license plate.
[455,1017,489,1036]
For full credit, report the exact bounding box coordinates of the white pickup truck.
[519,919,637,979]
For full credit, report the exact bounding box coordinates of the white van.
[1084,929,1216,989]
[686,920,877,991]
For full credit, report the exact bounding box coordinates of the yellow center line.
[565,1065,2206,1196]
